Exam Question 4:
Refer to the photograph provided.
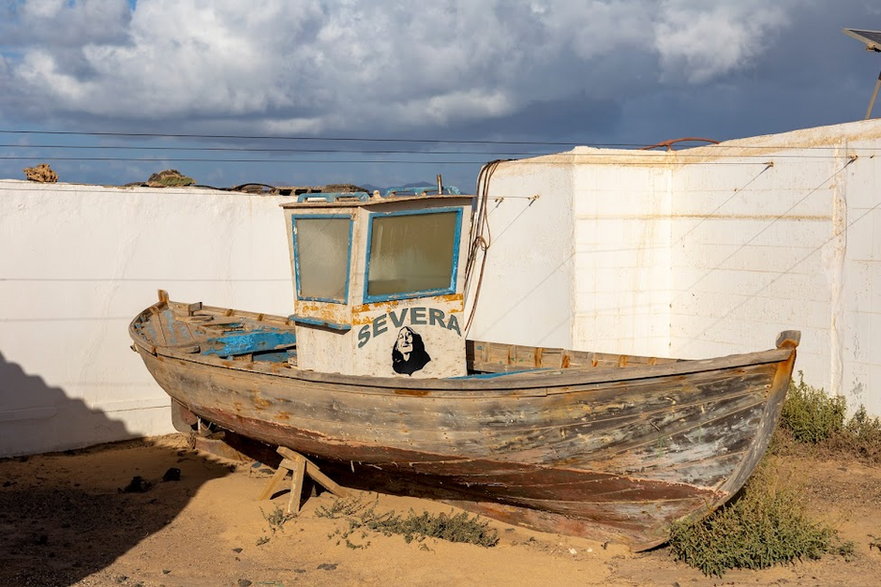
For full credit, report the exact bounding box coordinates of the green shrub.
[829,406,881,462]
[780,372,846,443]
[669,465,853,576]
[777,374,881,463]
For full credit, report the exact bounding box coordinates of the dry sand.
[2,434,880,586]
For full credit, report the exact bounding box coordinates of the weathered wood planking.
[467,340,678,371]
[130,297,798,549]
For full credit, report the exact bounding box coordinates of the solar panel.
[843,28,881,51]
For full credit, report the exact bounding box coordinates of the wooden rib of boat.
[130,293,799,550]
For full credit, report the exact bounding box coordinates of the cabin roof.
[280,192,472,209]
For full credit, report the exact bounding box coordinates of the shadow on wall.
[0,352,233,584]
[0,351,133,458]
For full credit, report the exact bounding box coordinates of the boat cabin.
[282,189,472,378]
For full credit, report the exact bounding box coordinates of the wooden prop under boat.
[130,292,799,550]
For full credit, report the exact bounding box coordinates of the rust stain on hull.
[393,388,430,397]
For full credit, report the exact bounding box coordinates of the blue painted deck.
[201,328,297,358]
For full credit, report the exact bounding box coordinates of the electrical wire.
[4,129,881,153]
[0,143,557,156]
[2,129,878,174]
[0,128,596,147]
[0,156,498,164]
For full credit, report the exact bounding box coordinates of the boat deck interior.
[152,301,682,375]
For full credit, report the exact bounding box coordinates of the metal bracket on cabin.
[296,192,370,203]
[382,185,462,197]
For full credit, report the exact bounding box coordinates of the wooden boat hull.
[130,298,798,550]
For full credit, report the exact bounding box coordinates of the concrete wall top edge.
[0,179,283,198]
[495,120,881,169]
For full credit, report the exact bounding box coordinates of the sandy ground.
[2,434,880,586]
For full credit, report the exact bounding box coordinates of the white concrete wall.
[666,123,881,415]
[470,150,674,357]
[667,143,843,386]
[467,157,575,347]
[0,181,293,457]
[470,120,881,416]
[571,151,673,356]
[840,135,881,410]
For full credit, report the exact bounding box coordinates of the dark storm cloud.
[0,0,880,186]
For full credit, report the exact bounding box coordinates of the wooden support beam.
[286,453,306,514]
[259,447,348,514]
[258,467,288,502]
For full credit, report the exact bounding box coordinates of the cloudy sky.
[1,0,880,189]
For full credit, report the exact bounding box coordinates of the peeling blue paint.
[202,329,297,357]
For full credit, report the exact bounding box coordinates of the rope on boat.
[464,159,505,334]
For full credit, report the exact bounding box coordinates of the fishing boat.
[129,184,799,550]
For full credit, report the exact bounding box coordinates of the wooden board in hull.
[130,298,798,549]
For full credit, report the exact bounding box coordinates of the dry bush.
[316,495,499,548]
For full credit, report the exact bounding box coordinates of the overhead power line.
[0,128,589,147]
[1,128,878,153]
[1,129,877,170]
[0,155,492,164]
[0,143,549,156]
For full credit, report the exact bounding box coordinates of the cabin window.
[292,215,352,303]
[365,208,461,301]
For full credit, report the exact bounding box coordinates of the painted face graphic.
[391,326,430,376]
[396,327,414,357]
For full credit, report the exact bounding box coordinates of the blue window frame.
[363,207,463,303]
[291,214,353,303]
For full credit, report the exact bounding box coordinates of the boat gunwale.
[129,301,795,397]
